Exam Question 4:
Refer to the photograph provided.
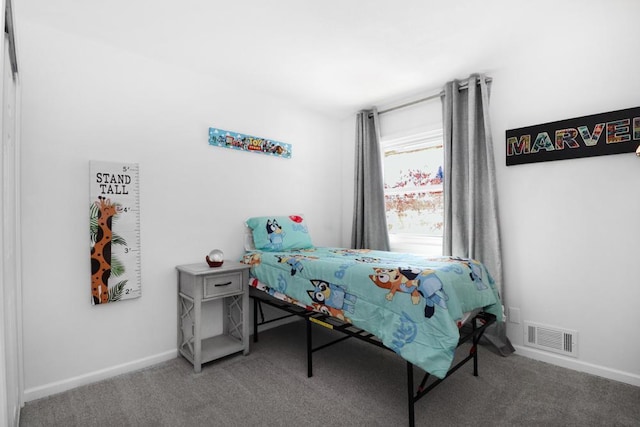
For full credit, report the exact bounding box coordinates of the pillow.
[245,215,314,251]
[243,225,256,251]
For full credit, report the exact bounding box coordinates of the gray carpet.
[20,320,640,426]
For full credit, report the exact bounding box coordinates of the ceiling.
[17,0,548,117]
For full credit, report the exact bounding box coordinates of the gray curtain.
[441,74,514,356]
[351,108,390,251]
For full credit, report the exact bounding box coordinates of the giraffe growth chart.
[89,161,142,305]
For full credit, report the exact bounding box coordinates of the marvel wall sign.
[506,106,640,166]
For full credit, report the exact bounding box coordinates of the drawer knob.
[214,281,232,287]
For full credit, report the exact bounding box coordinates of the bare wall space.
[18,20,344,399]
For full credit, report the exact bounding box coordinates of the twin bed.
[241,215,502,426]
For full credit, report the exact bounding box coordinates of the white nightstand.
[176,261,250,373]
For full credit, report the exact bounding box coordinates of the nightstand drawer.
[203,272,242,298]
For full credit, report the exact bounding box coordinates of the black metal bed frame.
[250,287,496,427]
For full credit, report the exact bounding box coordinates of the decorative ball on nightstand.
[205,249,224,267]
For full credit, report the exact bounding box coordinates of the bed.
[241,215,502,426]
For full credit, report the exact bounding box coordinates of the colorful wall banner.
[506,106,640,166]
[209,127,292,159]
[89,161,142,305]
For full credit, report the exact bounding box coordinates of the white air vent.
[524,321,578,357]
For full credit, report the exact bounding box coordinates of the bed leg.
[473,345,479,377]
[472,317,479,376]
[253,298,259,343]
[407,361,415,427]
[306,319,313,378]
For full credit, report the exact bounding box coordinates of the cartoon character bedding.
[242,215,503,379]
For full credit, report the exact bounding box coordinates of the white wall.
[490,2,640,384]
[342,3,640,385]
[18,20,344,400]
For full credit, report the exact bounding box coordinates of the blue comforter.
[243,247,502,378]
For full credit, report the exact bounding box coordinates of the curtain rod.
[377,93,440,115]
[370,76,492,117]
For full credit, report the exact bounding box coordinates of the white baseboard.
[23,349,178,402]
[513,345,640,387]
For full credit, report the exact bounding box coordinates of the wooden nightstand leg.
[193,284,202,373]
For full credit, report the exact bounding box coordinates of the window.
[378,99,443,256]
